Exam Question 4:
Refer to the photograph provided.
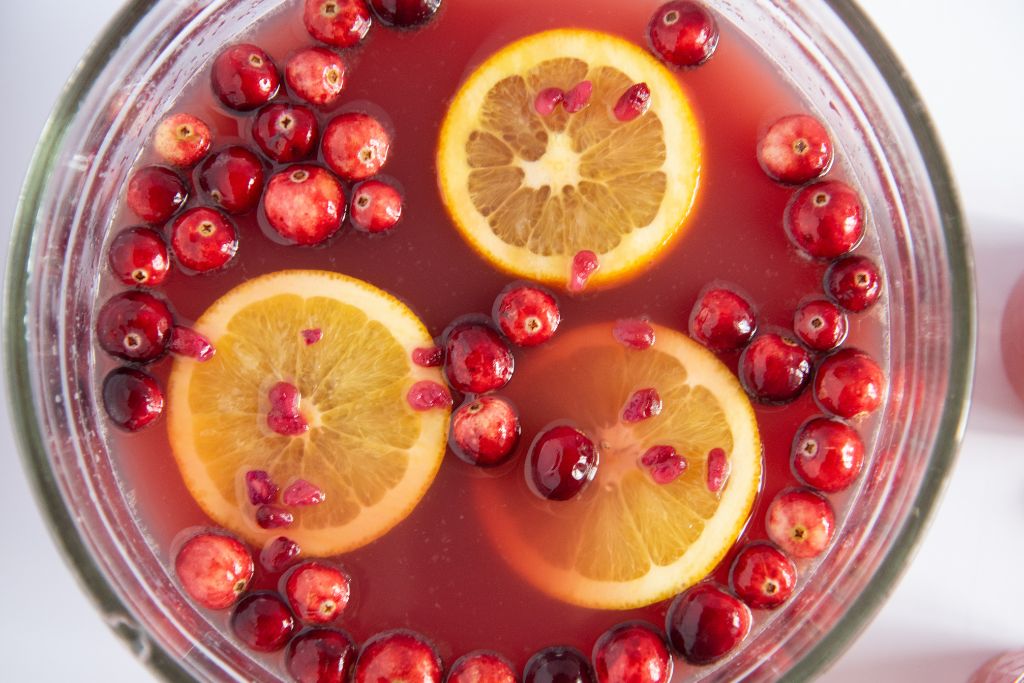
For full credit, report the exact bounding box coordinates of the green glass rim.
[2,1,974,681]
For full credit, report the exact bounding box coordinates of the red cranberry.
[154,113,212,167]
[738,333,812,403]
[447,652,515,683]
[286,561,351,624]
[592,622,672,683]
[245,470,279,505]
[107,227,170,287]
[757,114,833,185]
[322,112,391,181]
[493,283,560,347]
[613,318,656,350]
[168,325,215,361]
[197,146,265,214]
[784,181,864,259]
[563,81,594,114]
[286,47,347,107]
[689,287,757,351]
[267,381,310,436]
[126,166,188,223]
[174,531,254,610]
[257,505,295,529]
[621,388,662,423]
[170,207,238,272]
[825,255,883,312]
[706,447,730,493]
[665,583,751,664]
[252,103,319,163]
[211,44,280,111]
[261,536,301,573]
[814,348,885,419]
[369,0,442,28]
[526,425,599,501]
[407,381,453,411]
[355,630,442,683]
[451,396,520,466]
[640,445,687,485]
[286,628,357,683]
[729,542,797,610]
[96,291,173,362]
[793,299,848,351]
[102,367,164,431]
[350,179,403,233]
[647,1,719,68]
[792,417,865,492]
[613,83,652,123]
[283,479,326,506]
[568,250,600,293]
[231,592,296,652]
[305,0,373,48]
[263,165,346,245]
[443,322,514,394]
[523,646,596,683]
[765,488,836,559]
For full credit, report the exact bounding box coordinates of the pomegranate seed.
[765,488,836,559]
[126,166,188,224]
[263,165,347,245]
[640,445,687,485]
[493,283,561,347]
[406,380,453,411]
[286,47,348,107]
[285,561,351,624]
[563,80,593,113]
[757,114,833,185]
[175,532,254,610]
[368,0,442,28]
[665,583,751,664]
[230,592,296,652]
[322,112,392,181]
[792,417,865,493]
[738,333,812,404]
[568,250,600,293]
[814,348,886,419]
[197,146,265,215]
[450,395,521,467]
[168,325,215,361]
[524,647,596,683]
[412,346,443,367]
[784,181,864,259]
[622,387,663,423]
[102,367,164,431]
[107,227,170,287]
[354,630,442,683]
[170,207,239,272]
[267,381,310,436]
[304,0,373,48]
[302,328,323,345]
[96,291,173,363]
[211,44,280,111]
[443,322,515,394]
[613,83,652,122]
[260,536,301,573]
[706,447,730,492]
[350,178,404,233]
[729,542,797,610]
[793,299,848,351]
[286,628,356,683]
[613,318,656,350]
[245,470,279,505]
[526,424,599,501]
[256,505,295,529]
[447,652,516,683]
[283,479,326,506]
[648,1,720,68]
[825,255,883,312]
[689,287,757,352]
[534,87,565,117]
[592,622,673,683]
[154,113,211,167]
[252,103,319,163]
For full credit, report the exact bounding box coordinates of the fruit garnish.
[286,628,356,683]
[354,630,442,683]
[765,488,836,559]
[813,348,885,418]
[757,114,833,185]
[167,270,450,556]
[784,180,864,259]
[665,583,751,664]
[592,622,672,683]
[647,2,720,69]
[728,542,797,610]
[103,368,164,431]
[437,29,701,290]
[126,166,187,223]
[825,254,882,312]
[478,322,760,609]
[688,286,757,352]
[174,531,254,610]
[524,646,596,683]
[153,113,211,168]
[230,592,296,652]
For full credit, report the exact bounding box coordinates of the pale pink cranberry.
[689,287,757,351]
[283,479,326,506]
[406,381,453,411]
[524,647,595,683]
[443,322,514,394]
[526,424,598,501]
[563,80,593,114]
[211,44,280,111]
[647,1,719,68]
[412,346,443,367]
[706,447,730,493]
[792,417,865,492]
[267,381,310,436]
[256,505,295,529]
[665,583,751,664]
[765,488,836,559]
[784,181,864,259]
[793,299,848,351]
[102,367,164,431]
[230,592,295,652]
[260,536,301,573]
[640,445,687,485]
[285,561,351,624]
[252,103,319,163]
[825,255,883,312]
[170,207,238,272]
[493,283,560,348]
[286,628,356,683]
[168,325,215,361]
[197,146,265,214]
[154,113,212,167]
[355,630,442,683]
[613,318,656,350]
[814,348,885,419]
[350,179,403,233]
[286,47,347,107]
[622,388,662,423]
[729,542,797,610]
[126,166,188,223]
[757,114,833,185]
[304,0,372,48]
[96,291,173,362]
[592,622,673,683]
[568,250,599,293]
[534,87,564,117]
[369,0,442,28]
[245,470,279,505]
[738,333,812,403]
[450,396,521,467]
[263,165,346,245]
[322,112,392,181]
[174,531,254,610]
[614,83,652,123]
[107,227,170,287]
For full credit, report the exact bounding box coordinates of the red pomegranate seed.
[168,326,215,361]
[261,536,301,573]
[267,381,310,436]
[563,80,593,113]
[406,381,452,411]
[245,470,279,505]
[568,250,600,293]
[641,445,688,485]
[412,346,443,367]
[284,479,326,506]
[613,318,656,350]
[256,505,295,529]
[614,83,652,122]
[302,328,323,345]
[154,113,212,167]
[534,87,564,117]
[706,447,730,492]
[622,388,663,423]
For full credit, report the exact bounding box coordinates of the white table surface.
[1,1,1022,680]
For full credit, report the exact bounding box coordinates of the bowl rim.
[3,0,975,681]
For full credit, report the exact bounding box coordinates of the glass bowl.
[4,0,973,680]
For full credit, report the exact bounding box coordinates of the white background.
[1,1,1022,680]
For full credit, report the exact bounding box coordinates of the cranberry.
[168,325,215,361]
[534,88,564,117]
[322,112,392,181]
[784,181,864,259]
[197,146,265,214]
[263,165,346,245]
[286,47,347,107]
[305,0,373,48]
[647,1,719,68]
[665,583,751,664]
[729,542,797,610]
[621,388,662,423]
[107,227,170,287]
[493,283,560,347]
[613,83,652,123]
[153,113,212,167]
[286,628,357,683]
[286,561,351,624]
[261,536,301,573]
[252,103,319,163]
[96,291,173,362]
[369,0,442,28]
[613,318,656,350]
[443,322,514,394]
[592,622,672,683]
[284,479,326,506]
[451,395,521,466]
[688,287,757,351]
[350,179,404,233]
[526,425,599,501]
[814,348,885,419]
[174,531,254,610]
[257,505,295,529]
[757,114,833,185]
[706,447,730,493]
[568,250,600,293]
[102,367,164,431]
[412,346,443,367]
[170,207,238,272]
[523,646,596,683]
[825,254,883,312]
[126,166,188,223]
[640,445,687,485]
[268,381,310,436]
[245,470,279,505]
[407,381,453,411]
[211,44,280,111]
[354,630,442,683]
[792,417,865,492]
[447,652,516,683]
[738,333,812,403]
[765,488,836,559]
[793,299,848,351]
[231,592,296,652]
[563,81,594,114]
